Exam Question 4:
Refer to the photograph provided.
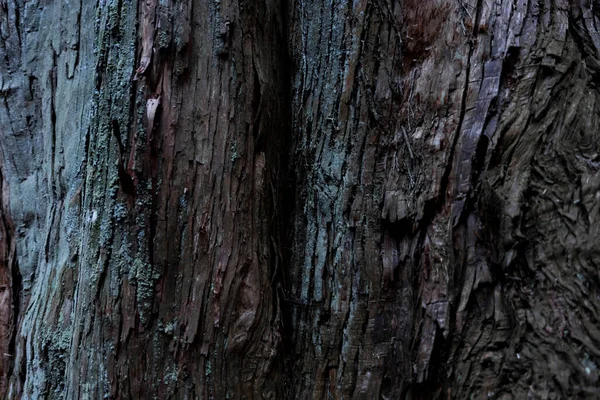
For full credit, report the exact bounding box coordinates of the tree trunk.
[1,0,287,398]
[287,0,600,398]
[1,0,600,399]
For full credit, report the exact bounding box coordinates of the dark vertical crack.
[73,0,83,73]
[50,49,58,198]
[12,0,21,49]
[276,0,298,396]
[110,119,136,197]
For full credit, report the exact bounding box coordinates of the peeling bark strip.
[136,0,157,75]
[0,0,599,399]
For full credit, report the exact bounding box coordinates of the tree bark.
[1,0,600,399]
[287,0,600,398]
[1,0,287,398]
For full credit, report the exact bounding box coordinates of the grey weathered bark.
[1,0,600,399]
[1,0,287,398]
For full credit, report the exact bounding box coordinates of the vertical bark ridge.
[0,2,22,397]
[0,161,18,399]
[288,0,407,397]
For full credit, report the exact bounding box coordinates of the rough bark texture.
[0,156,17,397]
[1,0,287,398]
[287,0,600,398]
[1,0,599,399]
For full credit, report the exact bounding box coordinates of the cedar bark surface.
[0,0,599,399]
